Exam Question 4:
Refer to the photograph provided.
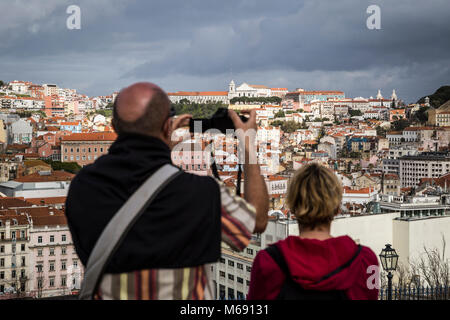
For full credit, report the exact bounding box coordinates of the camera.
[189,107,248,134]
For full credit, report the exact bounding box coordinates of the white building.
[228,81,272,99]
[399,153,450,187]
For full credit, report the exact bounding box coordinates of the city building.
[61,132,117,166]
[399,152,450,187]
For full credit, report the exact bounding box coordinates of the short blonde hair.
[287,163,342,229]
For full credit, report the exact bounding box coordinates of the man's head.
[112,82,173,143]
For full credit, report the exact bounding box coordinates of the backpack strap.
[316,244,362,284]
[265,244,291,277]
[265,243,362,284]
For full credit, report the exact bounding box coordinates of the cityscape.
[0,78,449,299]
[1,0,450,306]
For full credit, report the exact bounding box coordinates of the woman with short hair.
[247,163,379,300]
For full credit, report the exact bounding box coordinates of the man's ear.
[162,117,172,140]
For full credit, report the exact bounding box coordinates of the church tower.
[376,89,383,100]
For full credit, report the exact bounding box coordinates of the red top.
[247,235,379,300]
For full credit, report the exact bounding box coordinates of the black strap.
[236,164,242,196]
[316,245,362,283]
[265,244,362,284]
[265,244,291,277]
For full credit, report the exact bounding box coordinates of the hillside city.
[0,79,449,300]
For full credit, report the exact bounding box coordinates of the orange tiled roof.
[15,170,74,183]
[168,91,228,96]
[61,132,117,142]
[25,197,67,206]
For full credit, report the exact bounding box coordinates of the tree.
[0,80,5,87]
[394,236,449,298]
[172,101,226,118]
[392,119,411,131]
[349,110,363,117]
[376,126,386,137]
[44,160,82,174]
[412,106,429,124]
[274,110,285,118]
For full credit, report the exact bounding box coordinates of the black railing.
[379,285,449,300]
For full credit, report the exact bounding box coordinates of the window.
[21,244,25,251]
[21,256,25,267]
[246,248,253,255]
[0,272,4,279]
[61,247,67,255]
[11,231,16,240]
[246,266,252,273]
[219,271,225,278]
[50,235,54,243]
[228,260,234,267]
[61,260,67,270]
[219,258,225,264]
[228,288,235,300]
[37,278,43,289]
[49,277,55,287]
[36,264,43,272]
[49,261,55,272]
[38,236,42,243]
[219,285,226,299]
[61,276,67,287]
[0,232,4,240]
[12,270,16,278]
[37,249,43,257]
[0,246,4,253]
[237,263,243,270]
[49,247,55,256]
[237,277,243,284]
[73,259,78,267]
[20,230,25,239]
[21,269,25,279]
[0,258,4,267]
[228,274,234,281]
[62,234,67,242]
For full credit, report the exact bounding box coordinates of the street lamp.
[379,244,399,300]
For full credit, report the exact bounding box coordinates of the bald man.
[65,82,269,300]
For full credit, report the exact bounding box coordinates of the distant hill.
[417,85,450,108]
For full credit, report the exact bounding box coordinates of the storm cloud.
[0,0,449,103]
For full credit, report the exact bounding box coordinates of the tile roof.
[15,170,74,183]
[61,132,117,142]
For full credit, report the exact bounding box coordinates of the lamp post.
[379,244,399,300]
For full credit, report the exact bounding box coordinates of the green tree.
[274,110,285,118]
[44,160,82,174]
[392,119,411,131]
[349,110,363,117]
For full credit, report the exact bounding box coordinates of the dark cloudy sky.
[1,0,449,103]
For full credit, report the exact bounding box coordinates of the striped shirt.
[95,179,256,300]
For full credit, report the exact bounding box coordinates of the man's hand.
[172,114,192,131]
[228,109,269,234]
[228,109,257,132]
[169,114,192,149]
